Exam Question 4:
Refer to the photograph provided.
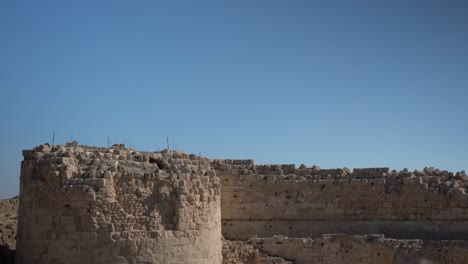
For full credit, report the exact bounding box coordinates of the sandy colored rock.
[16,145,221,264]
[0,197,18,249]
[5,143,468,263]
[0,197,18,264]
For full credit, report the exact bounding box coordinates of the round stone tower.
[16,143,222,264]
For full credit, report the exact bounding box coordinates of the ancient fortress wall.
[16,143,221,264]
[213,160,468,240]
[14,143,468,264]
[247,234,468,264]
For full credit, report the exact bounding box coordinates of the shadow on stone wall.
[0,244,15,264]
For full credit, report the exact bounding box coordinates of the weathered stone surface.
[6,144,468,263]
[0,197,18,264]
[214,159,468,241]
[222,239,293,264]
[16,145,221,264]
[229,234,468,264]
[0,197,18,249]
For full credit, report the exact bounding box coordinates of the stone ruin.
[16,143,221,263]
[6,143,468,263]
[0,196,18,263]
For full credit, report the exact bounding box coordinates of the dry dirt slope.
[0,196,18,264]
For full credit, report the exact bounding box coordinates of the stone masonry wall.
[12,144,468,263]
[213,160,468,240]
[247,234,468,264]
[0,197,18,264]
[222,239,292,264]
[16,143,221,264]
[0,197,18,250]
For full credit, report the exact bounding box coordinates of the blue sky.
[1,0,467,198]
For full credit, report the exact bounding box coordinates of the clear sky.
[1,0,467,198]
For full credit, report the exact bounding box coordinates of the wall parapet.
[212,159,468,194]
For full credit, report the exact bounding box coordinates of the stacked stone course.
[214,160,468,241]
[222,239,292,264]
[16,143,221,264]
[12,143,468,263]
[244,234,468,264]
